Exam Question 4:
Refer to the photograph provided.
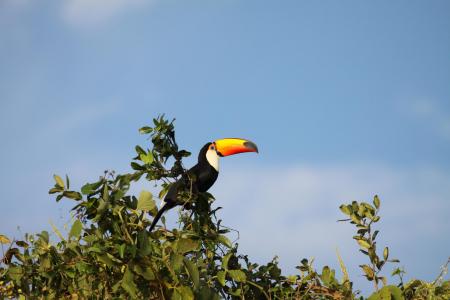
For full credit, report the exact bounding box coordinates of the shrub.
[1,116,449,299]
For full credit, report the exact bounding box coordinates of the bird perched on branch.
[149,138,258,232]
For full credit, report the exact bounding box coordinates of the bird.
[148,138,258,232]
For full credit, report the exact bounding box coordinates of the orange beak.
[214,138,259,157]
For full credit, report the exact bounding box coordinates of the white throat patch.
[206,149,220,171]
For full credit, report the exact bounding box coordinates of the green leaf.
[179,286,194,300]
[107,252,122,263]
[136,190,156,212]
[49,187,63,194]
[368,285,404,300]
[351,214,362,225]
[321,266,331,284]
[360,264,375,280]
[7,266,23,281]
[383,247,389,260]
[373,230,380,241]
[81,181,102,195]
[139,152,154,164]
[339,204,352,215]
[121,268,138,298]
[176,238,199,254]
[170,253,184,271]
[368,289,388,300]
[386,285,403,300]
[118,244,126,259]
[135,145,146,155]
[217,270,226,286]
[54,174,65,188]
[102,183,109,201]
[228,270,246,282]
[69,219,83,240]
[63,191,82,200]
[373,195,381,209]
[49,220,65,241]
[217,234,232,248]
[15,240,29,248]
[131,162,144,170]
[134,264,155,280]
[222,252,233,270]
[171,289,182,300]
[38,230,49,243]
[0,234,11,244]
[391,268,402,276]
[65,174,70,189]
[139,126,153,134]
[83,235,97,243]
[172,286,194,300]
[137,230,151,256]
[178,150,191,157]
[40,255,51,270]
[88,246,102,253]
[357,239,371,249]
[184,258,200,289]
[159,183,171,200]
[229,288,242,296]
[197,287,221,300]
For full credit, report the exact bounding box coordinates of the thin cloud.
[0,0,153,29]
[61,0,153,28]
[0,0,32,9]
[409,99,450,140]
[33,101,120,141]
[211,163,450,290]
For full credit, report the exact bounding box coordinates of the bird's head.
[200,138,258,171]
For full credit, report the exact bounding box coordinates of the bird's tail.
[148,203,168,232]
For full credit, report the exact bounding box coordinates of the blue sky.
[1,0,449,295]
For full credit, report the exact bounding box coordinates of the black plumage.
[148,143,218,232]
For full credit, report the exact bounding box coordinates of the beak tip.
[244,141,259,153]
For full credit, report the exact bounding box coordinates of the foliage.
[1,115,449,299]
[339,197,399,290]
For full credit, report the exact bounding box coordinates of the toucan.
[148,138,258,232]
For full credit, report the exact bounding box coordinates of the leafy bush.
[1,116,449,299]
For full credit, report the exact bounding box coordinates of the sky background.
[1,0,449,295]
